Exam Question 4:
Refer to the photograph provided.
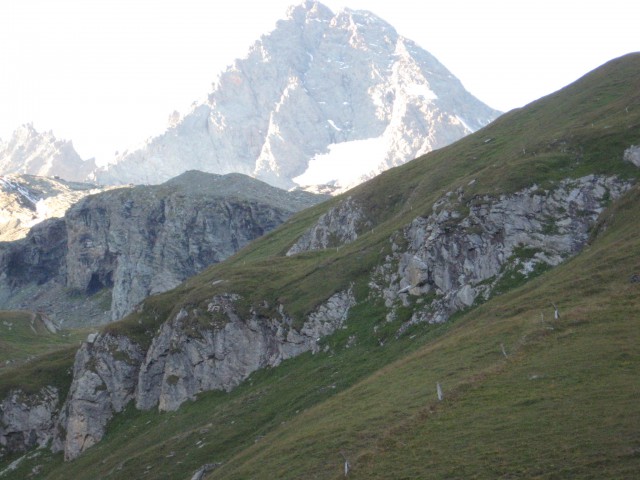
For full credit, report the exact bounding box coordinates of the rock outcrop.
[56,334,144,461]
[623,145,640,168]
[286,196,371,255]
[0,387,60,458]
[95,2,499,191]
[0,171,325,326]
[372,175,632,328]
[55,288,354,459]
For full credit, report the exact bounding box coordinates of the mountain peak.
[96,3,500,191]
[285,1,333,23]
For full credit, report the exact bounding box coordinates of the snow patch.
[293,136,387,188]
[455,115,474,133]
[327,120,342,131]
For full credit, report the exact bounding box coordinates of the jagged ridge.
[96,1,499,191]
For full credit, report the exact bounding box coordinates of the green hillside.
[0,311,85,368]
[1,53,639,479]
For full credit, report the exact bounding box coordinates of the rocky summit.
[0,124,96,183]
[96,1,500,191]
[0,171,325,326]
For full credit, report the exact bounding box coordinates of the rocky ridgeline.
[0,171,324,326]
[0,124,95,182]
[96,1,499,190]
[0,288,355,460]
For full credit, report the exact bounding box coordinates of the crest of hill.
[162,170,327,210]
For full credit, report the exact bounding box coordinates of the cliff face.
[0,171,325,326]
[55,288,354,460]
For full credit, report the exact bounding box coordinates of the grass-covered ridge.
[1,53,639,478]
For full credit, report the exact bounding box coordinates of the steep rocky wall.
[55,334,145,461]
[372,175,632,329]
[0,172,324,326]
[0,217,67,291]
[64,192,292,321]
[53,288,354,460]
[0,387,60,458]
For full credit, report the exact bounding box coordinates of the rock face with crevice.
[0,171,325,326]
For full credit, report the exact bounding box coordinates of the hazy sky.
[1,0,638,163]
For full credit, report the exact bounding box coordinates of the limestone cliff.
[0,171,325,326]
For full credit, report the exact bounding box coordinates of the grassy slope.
[0,312,89,399]
[209,185,640,479]
[1,53,639,478]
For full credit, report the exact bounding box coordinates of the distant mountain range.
[1,0,497,194]
[0,173,107,241]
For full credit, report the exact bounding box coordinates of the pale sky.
[0,0,638,163]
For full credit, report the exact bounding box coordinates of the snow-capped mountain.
[0,124,96,182]
[96,1,501,191]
